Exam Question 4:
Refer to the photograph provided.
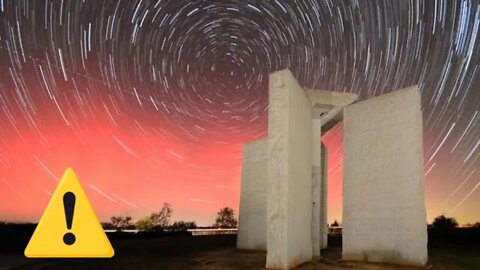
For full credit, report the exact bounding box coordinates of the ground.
[1,230,479,269]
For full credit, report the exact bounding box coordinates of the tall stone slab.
[311,121,329,256]
[320,143,328,249]
[237,139,268,250]
[267,69,313,269]
[342,86,428,266]
[311,118,322,258]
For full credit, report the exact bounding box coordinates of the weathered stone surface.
[311,118,322,258]
[342,86,428,266]
[320,143,328,250]
[311,122,329,257]
[305,89,358,132]
[304,89,358,107]
[267,69,313,269]
[237,139,268,251]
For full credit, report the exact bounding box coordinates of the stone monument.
[237,69,428,269]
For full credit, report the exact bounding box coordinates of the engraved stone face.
[342,86,428,266]
[236,139,268,251]
[266,69,313,269]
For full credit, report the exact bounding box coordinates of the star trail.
[0,0,479,225]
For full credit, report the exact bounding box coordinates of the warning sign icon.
[24,168,114,258]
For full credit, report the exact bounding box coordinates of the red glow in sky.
[0,109,246,226]
[1,112,478,226]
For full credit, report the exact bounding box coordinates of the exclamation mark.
[63,192,76,245]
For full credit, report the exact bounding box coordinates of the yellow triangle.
[24,168,114,258]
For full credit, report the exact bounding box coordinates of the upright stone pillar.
[320,143,328,249]
[267,69,313,269]
[342,86,428,266]
[237,139,268,250]
[311,118,322,258]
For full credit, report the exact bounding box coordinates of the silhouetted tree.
[171,221,197,231]
[215,207,237,228]
[110,216,133,230]
[331,220,339,227]
[150,202,173,230]
[136,216,154,231]
[111,216,122,229]
[473,222,480,228]
[432,215,458,229]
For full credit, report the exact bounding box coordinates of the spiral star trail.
[0,0,479,225]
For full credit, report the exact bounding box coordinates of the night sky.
[0,0,479,226]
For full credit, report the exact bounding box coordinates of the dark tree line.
[104,203,238,231]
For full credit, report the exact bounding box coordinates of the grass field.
[0,225,479,269]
